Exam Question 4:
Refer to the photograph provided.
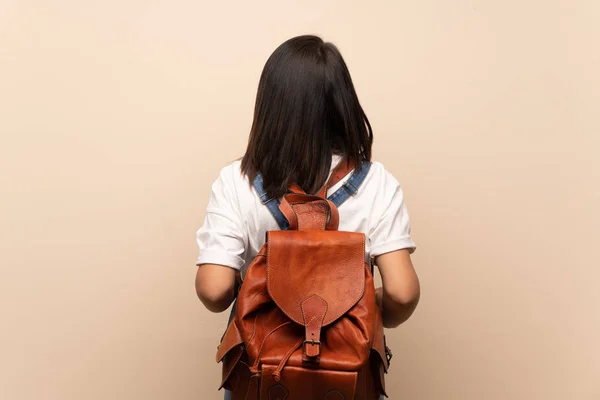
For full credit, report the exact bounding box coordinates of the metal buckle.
[303,339,321,346]
[385,346,393,364]
[303,339,321,360]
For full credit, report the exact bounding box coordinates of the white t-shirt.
[196,155,416,273]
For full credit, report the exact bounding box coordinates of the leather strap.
[316,158,356,198]
[253,159,370,230]
[301,295,328,361]
[288,181,306,195]
[279,194,339,231]
[288,157,356,197]
[278,195,299,230]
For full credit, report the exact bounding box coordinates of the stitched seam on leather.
[267,234,304,325]
[301,295,328,328]
[302,304,327,324]
[321,234,366,324]
[267,233,366,327]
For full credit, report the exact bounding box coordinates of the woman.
[195,35,420,399]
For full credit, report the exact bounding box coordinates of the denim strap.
[327,161,371,207]
[252,173,289,230]
[252,161,372,227]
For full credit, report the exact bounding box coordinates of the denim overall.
[224,162,382,399]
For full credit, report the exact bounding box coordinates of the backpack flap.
[266,230,365,361]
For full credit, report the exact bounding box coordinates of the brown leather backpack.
[216,160,391,400]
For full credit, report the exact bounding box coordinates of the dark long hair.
[241,35,373,199]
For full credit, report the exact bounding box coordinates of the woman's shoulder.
[212,159,254,199]
[364,160,402,189]
[214,159,246,183]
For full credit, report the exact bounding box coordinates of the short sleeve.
[196,166,247,270]
[368,170,416,257]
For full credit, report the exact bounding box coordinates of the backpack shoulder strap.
[321,158,356,195]
[252,160,372,228]
[252,173,289,230]
[327,161,372,207]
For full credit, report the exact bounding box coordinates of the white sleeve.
[196,166,247,270]
[368,170,416,257]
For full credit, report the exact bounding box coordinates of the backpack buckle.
[385,345,393,365]
[304,339,321,346]
[303,339,321,359]
[383,334,393,366]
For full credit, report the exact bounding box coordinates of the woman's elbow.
[195,264,237,313]
[388,285,420,307]
[382,280,420,328]
[383,295,420,328]
[196,285,233,313]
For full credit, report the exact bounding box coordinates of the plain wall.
[1,1,598,399]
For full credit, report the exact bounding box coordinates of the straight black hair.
[241,35,373,199]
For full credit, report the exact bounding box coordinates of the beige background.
[1,1,599,399]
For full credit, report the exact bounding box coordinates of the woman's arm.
[195,264,237,313]
[374,249,420,328]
